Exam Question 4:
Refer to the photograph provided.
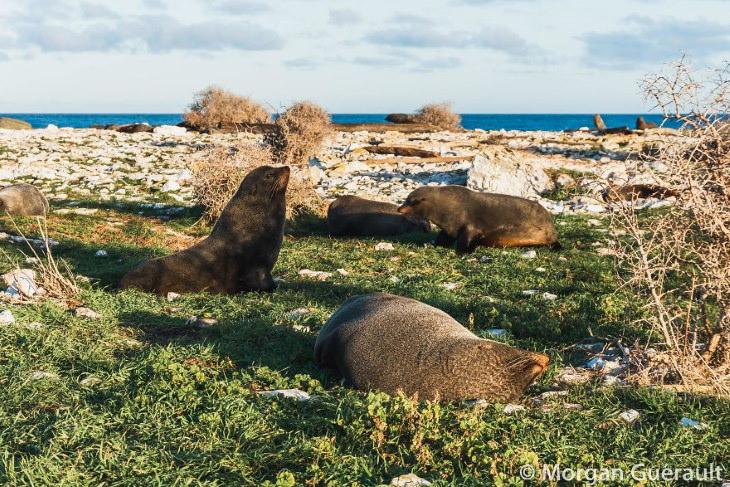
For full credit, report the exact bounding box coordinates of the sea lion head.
[471,341,551,402]
[397,187,434,218]
[237,165,290,199]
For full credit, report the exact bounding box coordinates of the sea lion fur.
[327,195,430,237]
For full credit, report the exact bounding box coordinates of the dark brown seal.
[636,117,658,130]
[120,165,290,294]
[315,293,550,402]
[327,195,430,237]
[398,186,560,254]
[0,183,49,216]
[602,184,679,202]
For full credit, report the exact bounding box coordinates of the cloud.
[0,52,9,61]
[581,16,730,70]
[284,57,320,69]
[78,2,119,19]
[365,25,547,61]
[412,56,463,72]
[328,8,362,25]
[389,13,435,26]
[213,1,272,15]
[15,15,284,53]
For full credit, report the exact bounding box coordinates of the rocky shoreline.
[0,124,686,214]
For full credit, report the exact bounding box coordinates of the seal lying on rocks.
[327,195,430,237]
[0,183,49,216]
[315,293,550,402]
[602,184,679,202]
[398,186,560,254]
[120,165,290,294]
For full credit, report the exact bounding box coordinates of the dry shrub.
[184,86,270,130]
[610,57,730,394]
[2,217,79,304]
[264,101,333,166]
[414,103,462,130]
[191,141,325,222]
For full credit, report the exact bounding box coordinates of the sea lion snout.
[276,166,291,187]
[397,204,410,214]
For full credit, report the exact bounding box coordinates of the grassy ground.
[0,203,728,486]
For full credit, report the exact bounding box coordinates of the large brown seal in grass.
[0,183,49,216]
[120,165,290,294]
[315,293,550,402]
[327,195,430,237]
[398,186,560,254]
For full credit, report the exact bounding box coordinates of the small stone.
[80,376,102,387]
[442,282,460,290]
[603,375,626,386]
[503,403,526,414]
[0,309,16,324]
[94,250,108,257]
[196,318,218,328]
[542,292,557,300]
[286,307,314,319]
[259,389,311,401]
[587,218,602,226]
[161,180,181,192]
[535,267,546,273]
[619,409,640,424]
[166,292,181,302]
[520,250,537,259]
[375,242,395,251]
[522,289,539,295]
[28,371,59,380]
[336,268,349,275]
[390,473,431,486]
[586,357,605,369]
[74,307,101,319]
[298,269,332,281]
[389,276,401,283]
[680,417,708,430]
[2,269,38,296]
[484,329,507,337]
[464,398,489,407]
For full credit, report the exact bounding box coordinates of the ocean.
[0,113,681,132]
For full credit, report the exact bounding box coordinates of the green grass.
[0,208,728,486]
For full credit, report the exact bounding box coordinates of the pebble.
[484,329,507,337]
[28,371,59,380]
[503,404,527,414]
[535,267,546,272]
[74,307,102,319]
[542,292,558,300]
[336,268,349,275]
[390,473,431,486]
[166,292,181,301]
[258,389,312,401]
[442,282,460,290]
[374,242,395,251]
[80,376,102,387]
[298,269,332,281]
[522,289,539,295]
[94,250,108,257]
[520,250,537,259]
[286,307,314,319]
[0,309,16,324]
[619,409,640,424]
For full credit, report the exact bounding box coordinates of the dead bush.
[414,103,462,130]
[610,57,730,394]
[184,86,270,130]
[264,101,333,166]
[191,141,325,222]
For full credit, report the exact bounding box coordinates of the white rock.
[485,329,507,337]
[619,409,640,424]
[520,250,537,259]
[467,148,552,198]
[603,375,626,386]
[586,357,605,369]
[2,269,38,296]
[45,124,59,131]
[542,292,558,301]
[336,268,349,275]
[503,404,526,414]
[161,180,181,192]
[80,376,102,387]
[680,417,708,430]
[0,309,16,324]
[286,307,314,319]
[389,276,401,283]
[298,269,332,281]
[259,389,311,401]
[153,125,188,136]
[390,473,431,486]
[95,249,108,258]
[442,282,460,290]
[74,307,101,319]
[522,289,539,295]
[374,242,395,251]
[535,267,546,273]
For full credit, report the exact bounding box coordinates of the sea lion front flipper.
[434,230,456,247]
[455,227,477,255]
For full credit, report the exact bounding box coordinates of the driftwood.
[363,146,439,158]
[333,123,439,133]
[361,155,475,165]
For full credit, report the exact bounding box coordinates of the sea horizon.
[1,112,681,132]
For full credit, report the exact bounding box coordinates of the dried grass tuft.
[414,103,462,130]
[183,86,270,130]
[264,101,333,166]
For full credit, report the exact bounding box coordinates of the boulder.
[0,117,31,130]
[466,147,552,198]
[153,125,189,136]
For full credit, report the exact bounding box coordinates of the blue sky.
[1,0,729,113]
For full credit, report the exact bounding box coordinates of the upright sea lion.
[636,117,658,130]
[602,184,679,202]
[327,195,430,237]
[0,183,49,216]
[398,186,560,254]
[315,293,550,402]
[120,165,290,295]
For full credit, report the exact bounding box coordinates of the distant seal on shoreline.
[327,195,431,237]
[0,183,49,216]
[602,184,679,202]
[120,165,290,294]
[397,186,560,254]
[315,293,550,402]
